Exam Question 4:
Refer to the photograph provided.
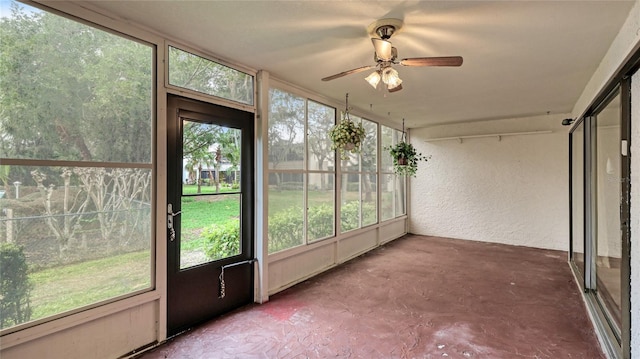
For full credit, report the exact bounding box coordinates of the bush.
[346,182,360,192]
[341,201,376,232]
[0,243,32,329]
[307,203,334,240]
[268,207,304,253]
[340,201,360,232]
[277,182,303,191]
[202,219,240,260]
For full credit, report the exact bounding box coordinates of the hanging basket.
[329,93,366,160]
[386,119,431,177]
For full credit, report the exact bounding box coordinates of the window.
[340,115,378,232]
[0,1,153,331]
[267,89,306,253]
[267,89,337,253]
[380,125,406,220]
[306,100,336,242]
[266,87,405,253]
[168,46,254,106]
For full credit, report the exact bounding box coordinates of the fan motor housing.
[367,18,404,39]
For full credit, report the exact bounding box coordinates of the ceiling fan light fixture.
[388,83,403,93]
[381,67,401,87]
[387,76,402,89]
[365,70,381,89]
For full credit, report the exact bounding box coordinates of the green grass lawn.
[29,251,150,320]
[23,187,370,324]
[26,194,234,322]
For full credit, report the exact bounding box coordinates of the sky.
[0,0,41,19]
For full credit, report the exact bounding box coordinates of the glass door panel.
[180,121,243,269]
[595,92,622,335]
[571,121,585,279]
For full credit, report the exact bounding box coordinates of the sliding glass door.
[594,92,622,336]
[569,83,630,359]
[570,119,585,283]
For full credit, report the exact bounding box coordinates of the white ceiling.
[75,0,634,128]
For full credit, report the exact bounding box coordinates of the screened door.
[166,95,254,336]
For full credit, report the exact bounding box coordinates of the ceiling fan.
[321,18,463,92]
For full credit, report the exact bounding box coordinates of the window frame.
[266,82,406,256]
[165,43,256,113]
[0,2,157,335]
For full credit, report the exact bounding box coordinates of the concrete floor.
[140,234,604,358]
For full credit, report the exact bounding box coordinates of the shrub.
[346,182,360,192]
[277,182,303,191]
[341,201,376,232]
[268,207,304,253]
[202,219,240,260]
[0,243,32,329]
[340,201,361,232]
[307,203,334,240]
[267,201,377,252]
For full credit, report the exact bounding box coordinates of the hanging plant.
[386,119,431,177]
[329,93,366,160]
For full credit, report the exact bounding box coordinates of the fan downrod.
[375,25,396,40]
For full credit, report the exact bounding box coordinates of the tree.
[0,3,152,167]
[307,101,335,190]
[0,243,32,329]
[182,121,218,193]
[168,47,253,105]
[31,169,91,257]
[217,128,242,183]
[268,88,305,185]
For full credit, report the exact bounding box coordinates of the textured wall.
[631,70,639,359]
[409,115,569,251]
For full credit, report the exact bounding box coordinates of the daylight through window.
[0,1,154,331]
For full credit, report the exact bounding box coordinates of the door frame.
[166,94,255,336]
[568,80,633,359]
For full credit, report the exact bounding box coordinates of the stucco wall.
[409,114,569,251]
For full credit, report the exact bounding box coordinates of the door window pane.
[571,121,585,278]
[180,194,241,269]
[180,121,243,268]
[0,1,153,330]
[595,93,622,334]
[168,46,254,105]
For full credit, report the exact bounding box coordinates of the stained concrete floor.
[140,234,605,358]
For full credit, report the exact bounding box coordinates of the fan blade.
[371,38,393,61]
[321,65,375,81]
[400,56,463,67]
